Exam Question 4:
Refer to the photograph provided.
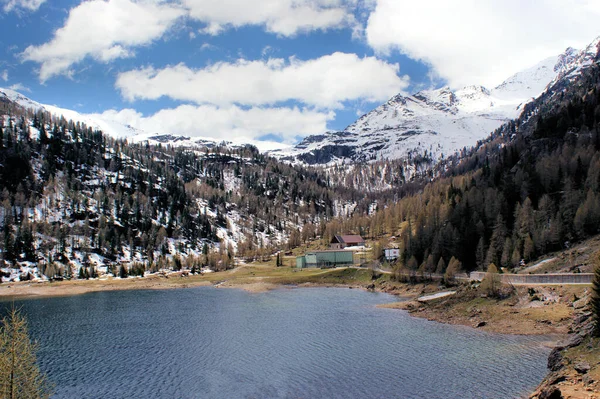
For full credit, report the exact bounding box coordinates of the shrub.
[480,263,501,298]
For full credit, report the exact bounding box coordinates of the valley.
[1,20,600,399]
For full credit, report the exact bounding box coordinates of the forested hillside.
[316,44,600,275]
[0,101,381,281]
[2,42,599,283]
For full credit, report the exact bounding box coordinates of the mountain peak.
[273,36,600,166]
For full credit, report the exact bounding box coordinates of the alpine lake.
[3,286,551,399]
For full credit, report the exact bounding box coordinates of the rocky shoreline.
[1,267,596,398]
[529,293,599,399]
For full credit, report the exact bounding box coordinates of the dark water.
[2,287,550,399]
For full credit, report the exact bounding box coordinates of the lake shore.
[2,265,597,398]
[0,265,578,336]
[0,274,214,299]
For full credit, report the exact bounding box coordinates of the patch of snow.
[417,291,457,302]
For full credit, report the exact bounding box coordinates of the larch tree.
[444,257,462,285]
[480,263,501,298]
[0,308,53,399]
[435,257,446,275]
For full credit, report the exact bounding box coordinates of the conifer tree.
[0,308,53,399]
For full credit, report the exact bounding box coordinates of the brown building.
[330,235,365,250]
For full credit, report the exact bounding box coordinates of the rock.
[474,321,487,328]
[548,349,565,371]
[555,334,583,350]
[547,374,567,385]
[366,283,375,291]
[573,312,592,325]
[583,375,595,385]
[574,362,591,374]
[539,387,563,399]
[573,298,588,310]
[580,320,596,336]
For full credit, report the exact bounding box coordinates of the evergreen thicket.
[318,55,600,277]
[0,105,376,278]
[1,49,599,282]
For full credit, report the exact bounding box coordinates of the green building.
[296,256,307,268]
[296,250,354,268]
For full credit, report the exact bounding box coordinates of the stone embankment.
[469,272,593,285]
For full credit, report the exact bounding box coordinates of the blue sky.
[1,0,599,146]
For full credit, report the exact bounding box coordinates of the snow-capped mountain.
[2,37,598,168]
[273,37,600,166]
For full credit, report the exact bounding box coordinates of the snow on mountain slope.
[0,87,289,153]
[273,37,600,166]
[0,87,144,139]
[492,55,560,102]
[127,132,290,153]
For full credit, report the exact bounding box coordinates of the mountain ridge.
[273,37,600,166]
[2,37,599,173]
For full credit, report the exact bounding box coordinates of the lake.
[3,287,550,399]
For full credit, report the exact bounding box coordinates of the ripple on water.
[2,287,550,399]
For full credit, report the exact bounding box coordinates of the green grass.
[196,264,378,287]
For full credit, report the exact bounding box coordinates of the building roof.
[332,235,365,244]
[307,250,355,254]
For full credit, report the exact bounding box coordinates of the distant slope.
[0,99,369,282]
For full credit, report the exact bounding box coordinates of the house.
[330,235,365,250]
[296,250,354,268]
[384,248,401,262]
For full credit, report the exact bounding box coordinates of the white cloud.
[0,70,7,82]
[21,0,185,82]
[92,105,334,142]
[2,0,45,13]
[8,83,31,92]
[183,0,358,37]
[365,0,600,88]
[199,42,217,51]
[261,45,274,57]
[116,52,408,108]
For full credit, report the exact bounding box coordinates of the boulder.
[538,387,563,399]
[547,348,564,371]
[574,362,591,374]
